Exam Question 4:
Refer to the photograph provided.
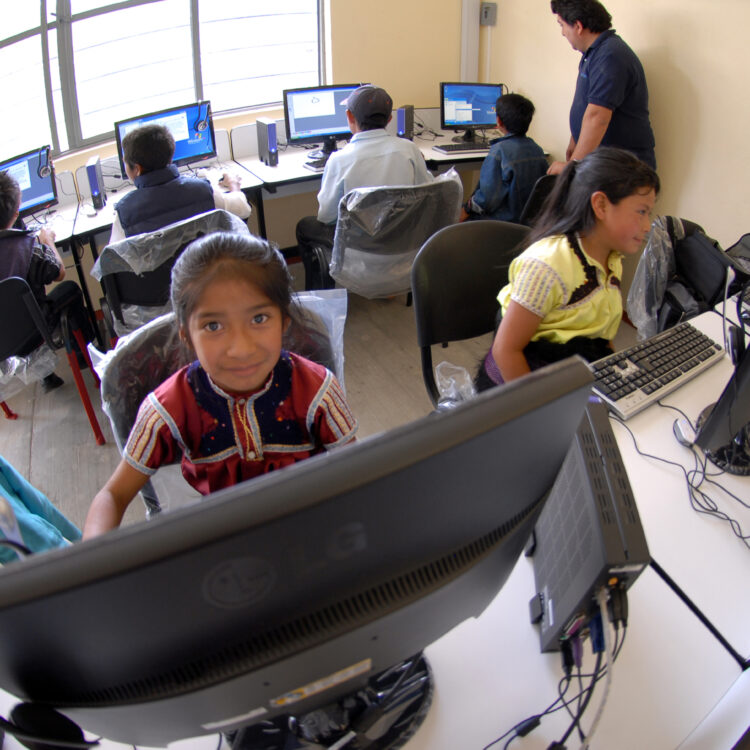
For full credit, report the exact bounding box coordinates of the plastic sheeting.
[435,360,477,411]
[91,209,251,337]
[0,346,57,402]
[329,168,463,299]
[627,215,686,341]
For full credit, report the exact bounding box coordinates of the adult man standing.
[295,84,432,282]
[547,0,655,174]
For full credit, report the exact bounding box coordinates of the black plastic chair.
[518,173,557,227]
[0,277,105,445]
[411,220,530,406]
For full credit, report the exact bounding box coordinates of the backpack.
[656,217,747,332]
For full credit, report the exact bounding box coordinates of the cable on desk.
[611,412,750,550]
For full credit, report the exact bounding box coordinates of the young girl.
[84,232,357,538]
[476,147,660,389]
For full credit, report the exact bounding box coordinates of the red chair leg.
[1,401,18,420]
[66,351,106,446]
[72,328,100,388]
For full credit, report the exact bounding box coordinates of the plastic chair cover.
[0,346,57,402]
[329,168,463,299]
[91,209,251,336]
[627,216,686,340]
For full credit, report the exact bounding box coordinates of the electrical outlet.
[480,1,497,26]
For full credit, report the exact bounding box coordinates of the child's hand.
[37,227,56,247]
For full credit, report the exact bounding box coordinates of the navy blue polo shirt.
[570,29,656,168]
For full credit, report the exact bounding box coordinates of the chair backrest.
[92,209,250,334]
[0,277,51,360]
[518,173,557,227]
[411,220,530,405]
[329,169,463,299]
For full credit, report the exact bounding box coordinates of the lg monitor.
[114,101,217,180]
[695,319,750,474]
[440,81,504,143]
[0,357,593,748]
[283,83,362,157]
[0,146,57,218]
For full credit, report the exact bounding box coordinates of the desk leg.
[68,237,106,350]
[246,186,267,239]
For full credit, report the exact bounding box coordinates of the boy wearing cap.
[295,85,433,273]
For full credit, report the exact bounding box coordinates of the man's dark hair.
[550,0,612,33]
[495,94,536,136]
[122,124,176,173]
[0,171,22,229]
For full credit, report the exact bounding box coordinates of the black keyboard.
[432,142,489,154]
[590,322,724,420]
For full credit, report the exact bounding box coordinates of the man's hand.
[547,161,567,175]
[218,173,241,192]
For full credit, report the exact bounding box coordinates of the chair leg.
[1,401,18,420]
[72,327,100,388]
[65,350,106,446]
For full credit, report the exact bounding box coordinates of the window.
[0,0,320,158]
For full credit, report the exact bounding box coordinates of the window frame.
[0,0,324,156]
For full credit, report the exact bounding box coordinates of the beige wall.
[487,0,750,249]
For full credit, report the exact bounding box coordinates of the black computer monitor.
[0,358,593,748]
[114,101,217,179]
[695,325,750,474]
[283,83,362,156]
[0,146,58,218]
[440,81,504,143]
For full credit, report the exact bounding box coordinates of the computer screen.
[440,82,504,140]
[114,101,217,179]
[0,146,58,218]
[695,326,750,474]
[0,358,593,748]
[283,83,362,154]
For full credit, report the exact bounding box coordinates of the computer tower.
[257,117,278,167]
[397,105,414,139]
[86,155,106,210]
[528,401,650,652]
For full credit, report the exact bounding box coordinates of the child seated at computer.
[460,93,548,223]
[109,124,251,242]
[83,232,357,538]
[0,171,93,392]
[475,147,659,389]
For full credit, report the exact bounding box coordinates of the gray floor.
[0,285,636,535]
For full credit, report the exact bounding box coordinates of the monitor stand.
[696,404,750,475]
[451,129,489,146]
[229,654,432,750]
[309,136,340,161]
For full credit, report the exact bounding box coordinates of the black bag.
[657,217,747,332]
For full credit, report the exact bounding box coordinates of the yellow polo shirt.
[498,234,623,344]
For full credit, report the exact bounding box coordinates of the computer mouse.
[83,204,98,217]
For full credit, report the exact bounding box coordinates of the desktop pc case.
[86,155,107,209]
[257,117,279,167]
[397,105,414,139]
[528,401,650,653]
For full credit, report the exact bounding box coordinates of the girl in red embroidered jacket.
[84,232,357,538]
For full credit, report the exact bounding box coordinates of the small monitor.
[0,357,593,747]
[695,328,750,474]
[440,81,504,142]
[0,146,58,218]
[283,83,362,156]
[114,101,217,179]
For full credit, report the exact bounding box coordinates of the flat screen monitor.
[0,358,593,748]
[114,101,217,179]
[283,83,362,156]
[440,81,504,142]
[0,146,57,218]
[695,325,750,474]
